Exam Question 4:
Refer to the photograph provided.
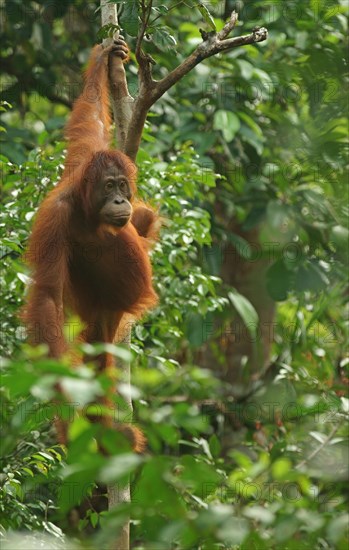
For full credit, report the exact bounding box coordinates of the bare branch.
[152,26,268,102]
[217,9,238,40]
[45,92,72,109]
[296,423,343,471]
[136,0,153,60]
[136,51,155,91]
[218,27,269,51]
[125,12,268,159]
[136,0,155,90]
[124,98,150,160]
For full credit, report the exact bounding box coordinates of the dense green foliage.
[1,1,348,548]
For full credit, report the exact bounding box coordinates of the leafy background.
[1,1,348,548]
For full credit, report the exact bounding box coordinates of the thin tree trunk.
[100,4,133,549]
[201,154,275,397]
[220,223,275,392]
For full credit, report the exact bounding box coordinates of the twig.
[149,1,185,26]
[136,0,155,90]
[296,422,342,470]
[152,18,268,101]
[136,0,153,57]
[124,11,268,159]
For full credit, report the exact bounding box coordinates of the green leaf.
[209,434,221,458]
[266,260,294,302]
[121,1,139,36]
[198,3,217,31]
[97,23,119,41]
[90,512,99,528]
[238,111,263,137]
[327,514,349,544]
[266,260,294,301]
[243,505,275,525]
[237,60,254,80]
[294,262,329,292]
[99,453,143,483]
[330,225,349,250]
[228,233,253,260]
[266,200,291,230]
[60,377,102,406]
[186,313,205,348]
[272,458,292,480]
[151,5,169,16]
[213,110,240,142]
[152,27,177,50]
[180,455,221,491]
[239,125,264,155]
[242,207,266,231]
[228,289,258,337]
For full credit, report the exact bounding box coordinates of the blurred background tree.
[1,1,348,548]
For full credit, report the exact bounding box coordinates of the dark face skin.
[95,165,133,228]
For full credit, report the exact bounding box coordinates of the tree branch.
[135,1,155,91]
[136,0,152,58]
[152,20,268,102]
[124,11,268,160]
[217,9,239,39]
[296,422,343,471]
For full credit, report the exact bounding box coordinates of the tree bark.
[100,4,133,549]
[220,223,275,394]
[200,154,275,398]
